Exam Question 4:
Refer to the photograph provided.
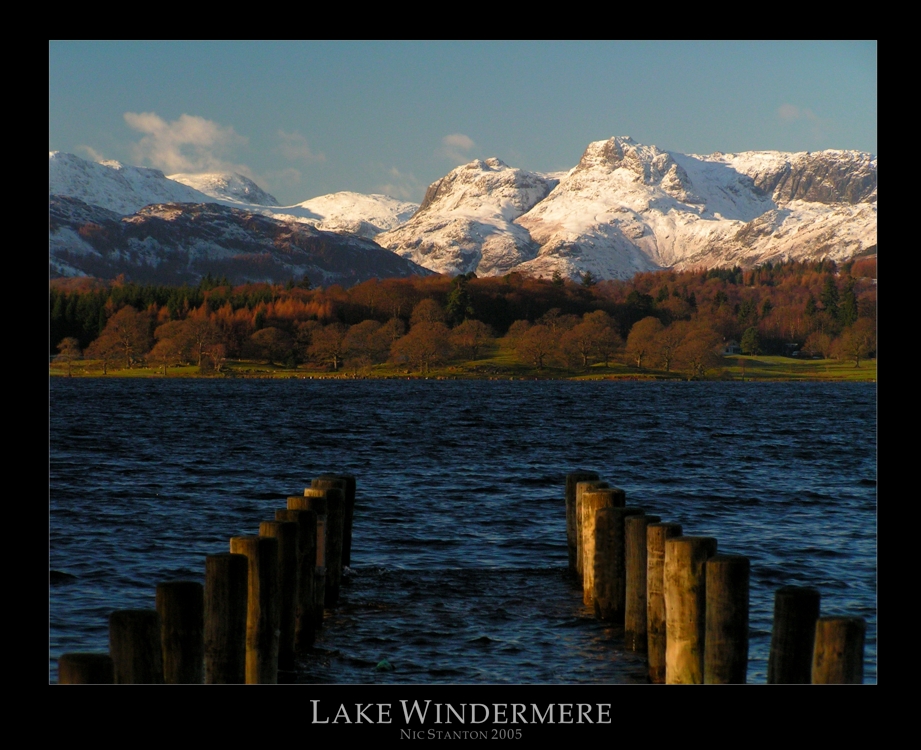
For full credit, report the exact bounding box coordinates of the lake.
[49,378,877,683]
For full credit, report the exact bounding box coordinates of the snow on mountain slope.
[49,196,431,286]
[49,151,213,215]
[375,158,558,276]
[286,192,418,239]
[50,152,419,241]
[513,136,876,280]
[49,141,877,284]
[168,172,279,206]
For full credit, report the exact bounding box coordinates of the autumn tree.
[85,305,153,370]
[410,298,447,327]
[653,322,686,373]
[390,321,452,374]
[803,331,833,359]
[243,327,295,366]
[184,310,224,366]
[591,317,623,367]
[833,319,877,367]
[147,336,185,375]
[515,324,557,370]
[309,323,349,371]
[343,320,391,373]
[675,323,723,378]
[55,337,82,376]
[625,316,664,369]
[449,319,493,361]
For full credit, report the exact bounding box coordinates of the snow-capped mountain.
[49,151,213,215]
[49,151,430,285]
[375,158,557,276]
[167,172,280,206]
[383,137,876,280]
[280,192,418,240]
[50,196,429,286]
[49,140,876,285]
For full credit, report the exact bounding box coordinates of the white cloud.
[123,112,249,175]
[277,130,325,163]
[440,133,476,164]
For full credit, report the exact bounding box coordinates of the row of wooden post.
[565,470,866,684]
[57,474,357,684]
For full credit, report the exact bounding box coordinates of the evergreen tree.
[821,276,840,320]
[839,278,858,327]
[740,326,761,355]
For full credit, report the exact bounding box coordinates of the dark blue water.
[49,379,877,683]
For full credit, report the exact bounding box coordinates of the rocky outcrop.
[376,158,557,276]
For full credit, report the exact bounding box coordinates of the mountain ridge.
[49,139,876,284]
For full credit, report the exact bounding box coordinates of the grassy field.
[50,346,877,382]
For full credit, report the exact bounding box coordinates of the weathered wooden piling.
[664,536,718,684]
[307,483,346,605]
[767,585,821,684]
[575,480,609,581]
[229,535,280,684]
[703,554,750,684]
[259,520,299,670]
[580,488,626,606]
[288,495,328,628]
[812,616,866,684]
[624,514,661,651]
[314,474,356,568]
[276,508,317,651]
[565,471,600,574]
[593,506,643,622]
[156,580,204,684]
[204,553,248,684]
[646,522,683,683]
[109,609,164,684]
[57,653,114,684]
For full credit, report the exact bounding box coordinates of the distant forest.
[50,257,877,376]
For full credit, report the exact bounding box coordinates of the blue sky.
[49,40,877,206]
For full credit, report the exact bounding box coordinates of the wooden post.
[664,536,718,684]
[288,495,327,628]
[156,580,204,684]
[229,535,280,684]
[259,520,298,671]
[812,616,866,684]
[565,471,599,574]
[704,554,750,683]
[204,553,247,684]
[109,609,164,684]
[647,522,682,683]
[624,514,661,651]
[307,484,345,606]
[581,488,626,606]
[58,653,114,684]
[767,585,821,684]
[593,506,643,622]
[575,480,608,581]
[314,474,356,568]
[276,508,317,651]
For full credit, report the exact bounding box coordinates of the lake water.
[49,378,877,684]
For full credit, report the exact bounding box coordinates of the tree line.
[50,257,877,376]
